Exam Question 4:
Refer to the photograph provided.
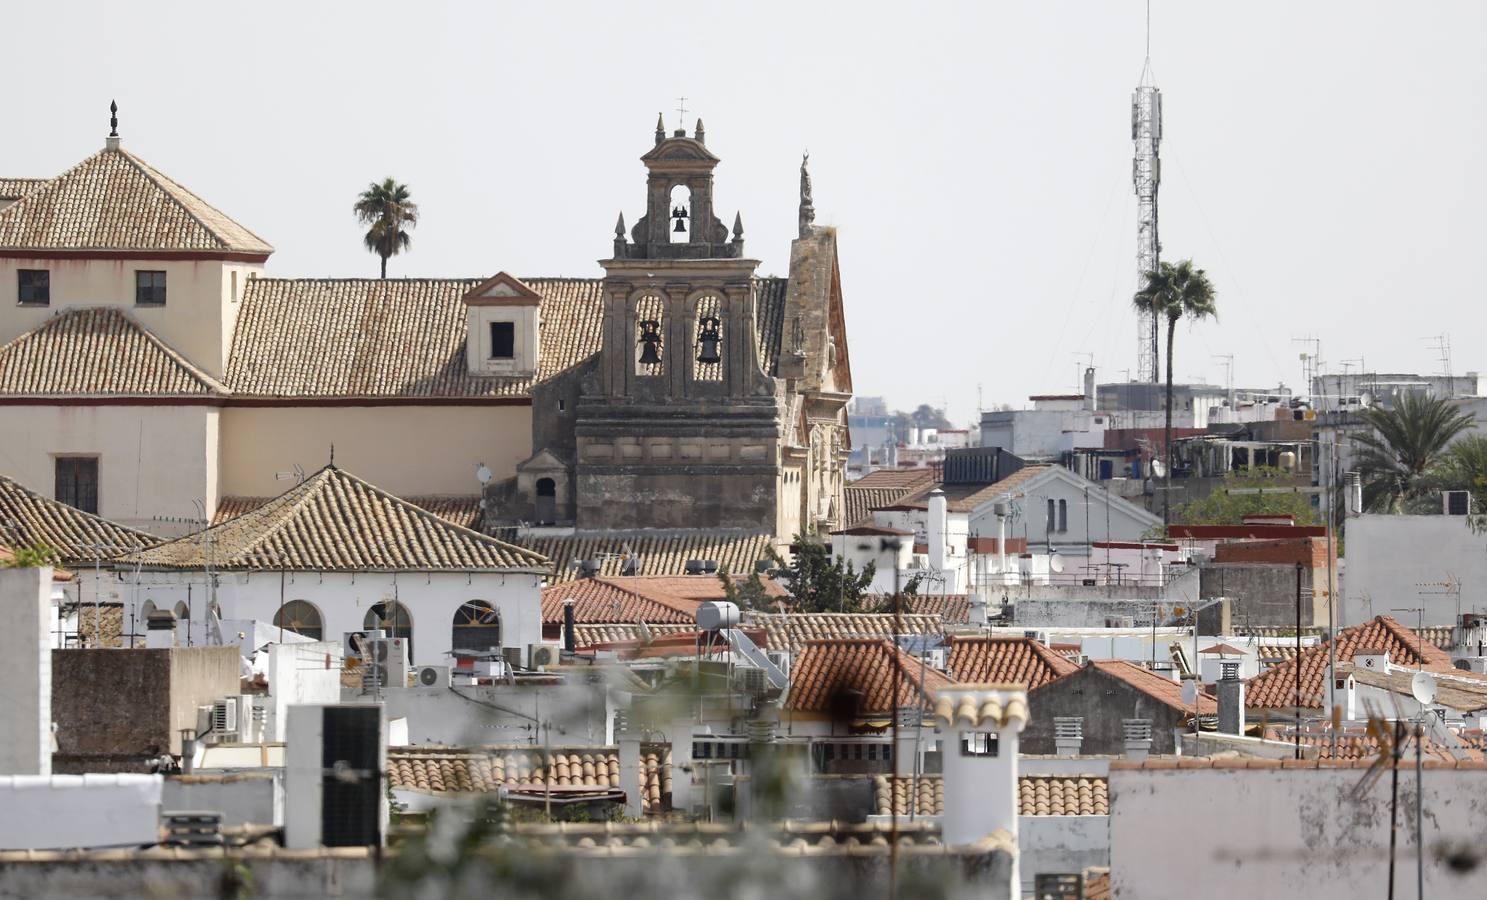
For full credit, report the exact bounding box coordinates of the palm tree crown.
[1352,392,1475,512]
[1132,259,1218,527]
[353,178,419,278]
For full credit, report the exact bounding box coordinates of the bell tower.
[574,115,781,531]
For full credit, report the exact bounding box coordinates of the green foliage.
[716,567,775,611]
[1352,393,1475,513]
[1174,468,1318,526]
[768,534,874,613]
[1433,434,1487,505]
[1,544,59,569]
[353,177,419,278]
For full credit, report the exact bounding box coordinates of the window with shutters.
[55,457,99,514]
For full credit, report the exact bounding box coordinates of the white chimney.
[933,686,1027,858]
[1123,719,1153,761]
[893,707,920,777]
[0,568,52,775]
[927,488,947,573]
[1054,717,1084,756]
[1084,367,1096,411]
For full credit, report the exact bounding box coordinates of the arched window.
[365,602,413,663]
[535,477,557,525]
[452,601,502,655]
[635,293,666,376]
[692,294,724,382]
[668,184,691,243]
[274,600,324,640]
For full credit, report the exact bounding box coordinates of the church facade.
[0,111,851,547]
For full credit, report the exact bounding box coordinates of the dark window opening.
[135,270,167,306]
[960,731,998,756]
[489,321,515,359]
[55,457,99,514]
[18,269,49,306]
[452,601,502,655]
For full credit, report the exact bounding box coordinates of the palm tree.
[1132,259,1218,527]
[353,178,419,278]
[1438,434,1487,500]
[1352,392,1474,512]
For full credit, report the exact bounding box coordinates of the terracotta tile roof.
[386,746,671,813]
[930,685,1029,729]
[1084,869,1111,900]
[895,466,1053,514]
[849,469,940,491]
[1261,725,1487,763]
[0,178,46,201]
[540,578,703,626]
[125,465,546,571]
[888,593,971,623]
[753,277,788,378]
[1110,757,1487,770]
[67,602,124,648]
[0,308,227,397]
[610,574,787,604]
[0,474,158,564]
[224,276,787,400]
[1244,615,1458,710]
[0,147,271,255]
[1085,659,1218,715]
[572,623,695,647]
[213,494,482,530]
[745,612,944,656]
[1199,642,1248,656]
[516,531,776,584]
[842,471,939,527]
[872,774,1109,817]
[785,638,955,716]
[1419,625,1454,650]
[946,636,1079,688]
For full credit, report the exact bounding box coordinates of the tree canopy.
[769,534,875,613]
[1352,393,1475,513]
[1174,468,1317,526]
[353,178,419,278]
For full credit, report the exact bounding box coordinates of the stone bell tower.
[574,116,785,532]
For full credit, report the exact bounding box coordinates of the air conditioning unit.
[412,665,449,688]
[361,637,409,690]
[1106,616,1136,629]
[733,667,769,697]
[766,650,790,676]
[529,644,562,669]
[285,705,386,850]
[211,698,238,736]
[1444,491,1472,516]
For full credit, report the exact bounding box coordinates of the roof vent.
[685,559,719,575]
[574,559,600,578]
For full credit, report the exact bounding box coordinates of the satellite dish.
[1150,459,1166,478]
[1411,671,1438,705]
[1049,552,1065,574]
[475,464,493,485]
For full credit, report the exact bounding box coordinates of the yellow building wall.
[219,405,532,499]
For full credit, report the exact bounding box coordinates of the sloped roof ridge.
[120,148,271,253]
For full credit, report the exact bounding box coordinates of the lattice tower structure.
[1132,81,1163,384]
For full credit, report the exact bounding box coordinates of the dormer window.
[460,272,541,377]
[490,322,515,360]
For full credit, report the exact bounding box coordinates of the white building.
[91,464,547,667]
[1343,513,1487,627]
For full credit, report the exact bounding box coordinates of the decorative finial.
[615,212,626,238]
[695,118,706,144]
[655,113,665,145]
[329,443,335,468]
[109,100,118,138]
[798,151,816,238]
[732,211,744,241]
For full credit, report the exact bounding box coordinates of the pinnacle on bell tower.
[610,114,743,261]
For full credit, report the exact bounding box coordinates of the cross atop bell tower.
[611,114,744,260]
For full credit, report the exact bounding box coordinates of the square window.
[18,269,49,306]
[960,731,998,757]
[136,270,167,306]
[489,321,515,359]
[55,457,99,515]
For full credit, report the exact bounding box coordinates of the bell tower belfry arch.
[575,116,782,531]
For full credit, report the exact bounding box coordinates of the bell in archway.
[696,316,721,364]
[637,319,663,367]
[673,217,687,233]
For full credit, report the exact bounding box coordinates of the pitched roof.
[386,746,671,813]
[1082,659,1217,715]
[785,638,955,716]
[849,468,940,491]
[540,578,703,626]
[572,623,696,648]
[516,531,776,583]
[898,593,972,623]
[223,276,787,400]
[125,465,546,571]
[1245,615,1460,710]
[0,147,271,255]
[213,493,482,530]
[946,636,1079,689]
[873,774,1109,817]
[842,469,939,527]
[0,474,158,564]
[895,465,1053,514]
[745,612,944,656]
[0,178,46,201]
[0,307,226,397]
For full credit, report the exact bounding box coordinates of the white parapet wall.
[0,567,51,776]
[0,774,162,850]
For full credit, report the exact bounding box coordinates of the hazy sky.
[6,2,1485,423]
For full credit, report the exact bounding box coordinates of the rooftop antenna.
[274,463,306,485]
[1132,0,1162,384]
[1426,335,1454,396]
[1212,354,1234,406]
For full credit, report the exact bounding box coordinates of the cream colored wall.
[219,405,532,499]
[0,258,262,378]
[0,404,217,537]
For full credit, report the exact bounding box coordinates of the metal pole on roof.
[1416,717,1424,900]
[1295,562,1303,760]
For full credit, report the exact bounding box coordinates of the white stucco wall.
[1019,815,1109,894]
[90,569,543,667]
[0,774,162,851]
[0,404,218,534]
[967,475,1158,561]
[1344,514,1487,627]
[219,405,532,499]
[0,257,260,378]
[1109,765,1487,899]
[0,568,51,776]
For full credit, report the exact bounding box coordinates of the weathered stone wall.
[1021,667,1187,755]
[1200,563,1328,626]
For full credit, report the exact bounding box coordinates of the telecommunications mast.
[1132,6,1163,384]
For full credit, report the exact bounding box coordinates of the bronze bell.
[696,316,721,365]
[637,320,662,366]
[673,217,687,233]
